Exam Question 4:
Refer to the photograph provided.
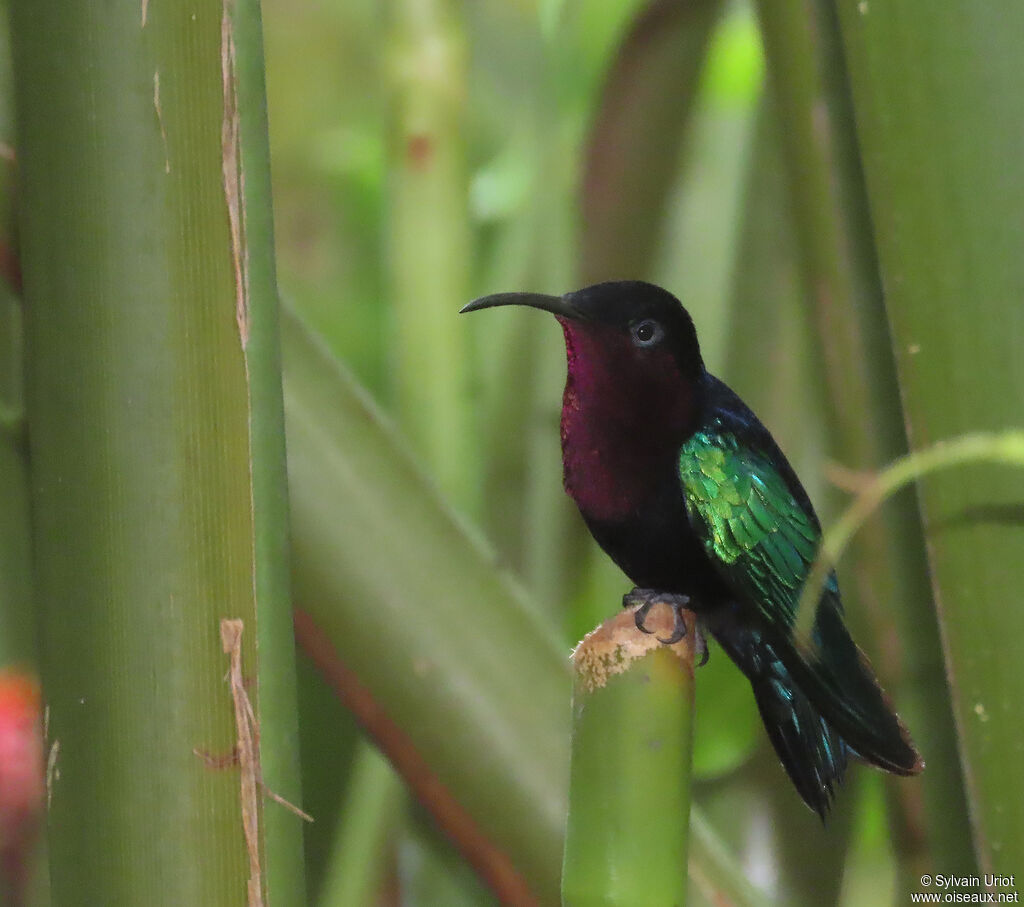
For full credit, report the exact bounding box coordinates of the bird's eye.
[631,319,663,347]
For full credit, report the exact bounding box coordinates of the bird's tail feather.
[711,620,849,820]
[781,595,923,778]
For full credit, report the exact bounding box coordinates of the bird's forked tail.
[711,619,850,820]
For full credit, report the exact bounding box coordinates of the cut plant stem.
[562,605,696,907]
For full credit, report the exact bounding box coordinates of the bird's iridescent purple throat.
[461,280,922,820]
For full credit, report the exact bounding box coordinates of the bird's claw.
[623,588,708,665]
[693,626,709,667]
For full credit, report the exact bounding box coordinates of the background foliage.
[2,0,1021,904]
[262,0,1022,902]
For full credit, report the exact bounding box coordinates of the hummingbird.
[461,280,922,818]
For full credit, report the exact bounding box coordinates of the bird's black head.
[461,280,705,380]
[463,281,706,517]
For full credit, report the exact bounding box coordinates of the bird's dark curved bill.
[459,292,587,320]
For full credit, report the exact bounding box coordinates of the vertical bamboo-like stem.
[0,305,31,671]
[11,0,305,902]
[753,0,973,883]
[317,741,403,906]
[385,1,475,886]
[563,607,695,906]
[835,1,1024,877]
[231,1,307,898]
[387,0,476,513]
[521,122,585,613]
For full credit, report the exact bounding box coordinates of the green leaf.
[836,1,1024,874]
[754,0,974,885]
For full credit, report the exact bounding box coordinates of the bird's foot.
[693,624,709,667]
[624,588,690,643]
[623,588,708,665]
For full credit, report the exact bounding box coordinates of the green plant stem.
[232,0,307,896]
[387,0,476,514]
[562,607,694,906]
[835,5,1024,874]
[753,0,972,883]
[797,433,1024,645]
[686,808,772,906]
[317,741,404,907]
[520,118,586,615]
[11,0,304,901]
[0,298,31,670]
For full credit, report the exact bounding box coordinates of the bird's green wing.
[678,427,830,631]
[679,426,921,774]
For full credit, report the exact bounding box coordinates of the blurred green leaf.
[755,0,973,887]
[580,0,723,283]
[836,3,1024,874]
[284,305,569,903]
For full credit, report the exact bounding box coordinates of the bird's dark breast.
[577,470,732,612]
[556,323,728,607]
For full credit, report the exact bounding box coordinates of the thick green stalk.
[387,0,476,513]
[562,607,694,907]
[753,0,973,882]
[232,1,307,897]
[0,299,31,671]
[834,2,1024,874]
[384,1,475,893]
[11,0,304,902]
[520,122,585,613]
[0,0,31,677]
